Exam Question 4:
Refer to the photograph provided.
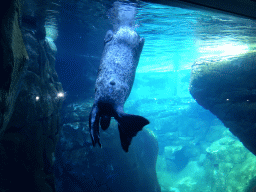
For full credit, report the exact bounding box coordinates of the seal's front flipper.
[116,113,149,152]
[89,105,101,148]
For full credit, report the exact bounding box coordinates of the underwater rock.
[158,134,256,192]
[190,52,256,155]
[204,125,226,143]
[0,2,63,191]
[165,145,183,160]
[154,117,178,132]
[175,176,197,192]
[206,136,246,164]
[55,101,161,192]
[0,0,28,191]
[157,159,206,192]
[0,0,28,136]
[203,136,256,192]
[164,145,194,172]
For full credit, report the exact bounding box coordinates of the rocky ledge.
[190,51,256,155]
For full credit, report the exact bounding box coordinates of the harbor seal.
[89,26,149,152]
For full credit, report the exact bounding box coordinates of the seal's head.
[108,1,138,31]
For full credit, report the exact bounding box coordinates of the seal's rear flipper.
[89,105,101,148]
[100,115,111,130]
[116,113,149,152]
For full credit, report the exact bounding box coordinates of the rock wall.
[0,0,63,191]
[190,52,256,155]
[0,0,28,136]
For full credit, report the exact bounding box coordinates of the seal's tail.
[115,113,150,152]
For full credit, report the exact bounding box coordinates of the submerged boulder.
[203,136,256,192]
[190,51,256,155]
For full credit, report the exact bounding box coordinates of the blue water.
[50,1,256,102]
[127,2,256,113]
[39,0,256,191]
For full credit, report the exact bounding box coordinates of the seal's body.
[89,26,149,152]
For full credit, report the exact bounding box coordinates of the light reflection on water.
[37,0,256,73]
[135,2,256,73]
